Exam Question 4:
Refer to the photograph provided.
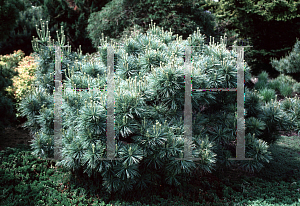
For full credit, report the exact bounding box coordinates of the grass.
[1,132,300,206]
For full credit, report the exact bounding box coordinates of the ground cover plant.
[1,134,300,205]
[7,19,300,205]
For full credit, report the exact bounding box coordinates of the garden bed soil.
[0,123,33,151]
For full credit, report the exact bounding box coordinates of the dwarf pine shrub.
[263,73,297,98]
[18,19,298,196]
[279,97,300,133]
[254,70,269,90]
[279,83,293,98]
[270,38,300,82]
[275,73,298,86]
[259,88,276,103]
[267,78,281,91]
[293,82,300,93]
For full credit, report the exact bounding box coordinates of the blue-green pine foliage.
[18,20,298,196]
[271,38,300,83]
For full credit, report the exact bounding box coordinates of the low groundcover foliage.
[17,20,297,196]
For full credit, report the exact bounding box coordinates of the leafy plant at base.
[18,19,298,197]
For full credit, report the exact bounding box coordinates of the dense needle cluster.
[17,19,298,195]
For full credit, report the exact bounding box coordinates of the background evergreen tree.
[0,1,50,56]
[0,0,26,42]
[40,0,112,55]
[203,0,300,79]
[0,0,112,56]
[87,0,220,49]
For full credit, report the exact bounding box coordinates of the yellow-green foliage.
[5,54,37,103]
[0,50,24,69]
[0,50,24,129]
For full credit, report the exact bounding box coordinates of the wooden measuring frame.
[48,43,253,162]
